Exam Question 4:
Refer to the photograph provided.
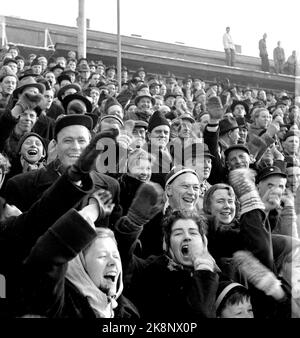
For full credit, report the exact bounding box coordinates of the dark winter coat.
[20,209,139,319]
[0,171,94,317]
[115,216,219,319]
[5,160,122,228]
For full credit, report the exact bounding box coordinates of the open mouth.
[181,244,189,256]
[104,271,118,282]
[182,197,194,204]
[27,148,38,156]
[220,211,231,217]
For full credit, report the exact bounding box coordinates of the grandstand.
[1,15,298,94]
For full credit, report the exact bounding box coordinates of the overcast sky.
[1,0,299,58]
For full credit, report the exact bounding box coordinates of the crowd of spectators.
[0,43,300,319]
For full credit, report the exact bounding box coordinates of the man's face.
[9,48,18,58]
[55,125,91,168]
[16,110,37,134]
[154,98,163,111]
[286,166,300,193]
[210,189,236,225]
[107,69,116,78]
[258,90,266,101]
[43,89,54,109]
[20,136,44,163]
[137,97,153,114]
[128,158,152,182]
[38,57,48,71]
[67,61,77,71]
[256,110,270,129]
[90,74,100,87]
[283,136,299,155]
[238,127,248,144]
[244,90,252,100]
[90,89,100,105]
[178,119,192,139]
[233,105,246,118]
[149,125,170,148]
[45,72,56,86]
[257,175,287,208]
[1,76,17,95]
[150,85,160,96]
[226,149,250,170]
[7,62,18,74]
[107,84,116,97]
[84,237,122,297]
[228,128,240,145]
[132,127,146,147]
[97,65,105,75]
[17,59,25,70]
[166,173,200,212]
[169,219,203,267]
[165,97,175,108]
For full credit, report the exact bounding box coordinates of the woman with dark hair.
[115,182,219,319]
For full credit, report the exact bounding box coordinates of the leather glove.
[127,182,165,227]
[15,92,44,112]
[67,129,119,182]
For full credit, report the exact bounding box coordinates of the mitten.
[127,182,165,226]
[67,129,119,182]
[207,96,224,121]
[233,250,285,300]
[16,92,44,112]
[229,168,265,216]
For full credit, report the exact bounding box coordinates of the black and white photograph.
[0,0,299,333]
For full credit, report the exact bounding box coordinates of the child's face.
[220,299,254,318]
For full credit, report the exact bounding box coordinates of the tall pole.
[117,0,122,90]
[78,0,86,59]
